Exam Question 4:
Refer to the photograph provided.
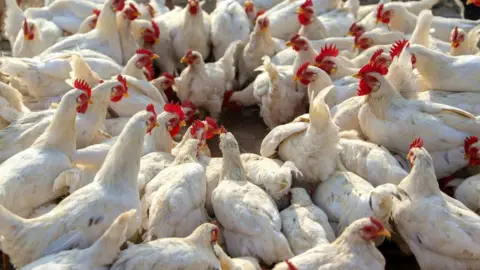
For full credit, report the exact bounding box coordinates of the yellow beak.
[286,41,294,47]
[180,57,189,63]
[352,73,361,79]
[154,122,159,127]
[293,75,300,81]
[136,12,141,17]
[375,18,380,25]
[376,228,391,239]
[167,125,173,131]
[261,27,268,32]
[154,38,159,44]
[465,153,470,160]
[467,0,474,5]
[88,99,94,104]
[451,42,459,48]
[179,120,186,127]
[151,54,159,60]
[296,7,304,14]
[330,67,337,74]
[123,92,130,98]
[354,43,360,49]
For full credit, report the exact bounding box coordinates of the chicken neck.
[94,111,148,191]
[399,152,441,198]
[220,147,247,182]
[30,90,79,157]
[96,0,119,36]
[122,55,146,79]
[117,14,138,64]
[366,76,403,120]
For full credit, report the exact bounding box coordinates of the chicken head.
[359,217,391,241]
[286,34,309,52]
[354,34,374,50]
[375,3,393,25]
[146,103,159,134]
[188,0,200,15]
[112,0,126,12]
[142,21,160,46]
[23,19,35,41]
[74,79,93,113]
[314,44,339,75]
[164,102,186,136]
[135,48,159,69]
[89,9,101,30]
[348,22,365,37]
[464,136,480,165]
[353,61,388,96]
[296,0,314,26]
[369,48,391,67]
[181,50,203,65]
[110,74,129,102]
[451,26,466,49]
[123,3,141,21]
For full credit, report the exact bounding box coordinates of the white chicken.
[174,42,238,119]
[111,223,221,269]
[281,187,336,255]
[142,139,209,241]
[450,26,480,56]
[261,66,340,185]
[168,0,211,66]
[40,0,125,64]
[356,60,480,156]
[212,132,293,265]
[407,44,480,92]
[20,210,136,270]
[237,15,285,87]
[296,0,329,40]
[0,107,157,267]
[0,85,91,219]
[210,0,250,60]
[272,217,389,270]
[391,138,480,270]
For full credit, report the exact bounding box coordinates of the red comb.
[300,0,313,8]
[152,21,160,38]
[23,19,28,35]
[370,48,384,62]
[74,79,92,97]
[146,103,157,118]
[117,74,127,88]
[315,44,339,63]
[349,22,357,33]
[136,48,154,56]
[296,61,310,77]
[369,217,384,230]
[164,102,185,120]
[285,259,298,270]
[162,72,175,81]
[452,26,459,42]
[464,136,479,153]
[190,120,205,136]
[255,9,265,19]
[205,117,218,129]
[128,3,139,12]
[390,39,409,59]
[409,138,424,150]
[185,50,193,58]
[376,3,384,20]
[289,34,300,43]
[147,4,155,17]
[93,8,101,16]
[358,61,389,76]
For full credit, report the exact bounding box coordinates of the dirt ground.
[0,0,466,269]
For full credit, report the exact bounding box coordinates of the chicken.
[168,0,211,66]
[0,75,128,162]
[281,188,335,255]
[20,210,136,270]
[237,15,285,87]
[0,50,122,100]
[338,138,408,186]
[261,0,340,41]
[214,244,262,270]
[272,217,389,270]
[174,42,238,119]
[286,35,318,81]
[142,139,209,241]
[407,44,480,92]
[117,2,141,64]
[40,0,125,64]
[313,167,402,236]
[111,223,221,269]
[75,8,101,34]
[17,0,99,34]
[314,44,359,81]
[356,60,480,156]
[297,0,328,40]
[450,26,480,56]
[0,106,157,267]
[210,0,250,60]
[391,138,480,270]
[9,17,63,58]
[376,3,479,42]
[354,30,406,52]
[0,82,30,130]
[261,66,340,185]
[212,132,293,265]
[0,85,91,219]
